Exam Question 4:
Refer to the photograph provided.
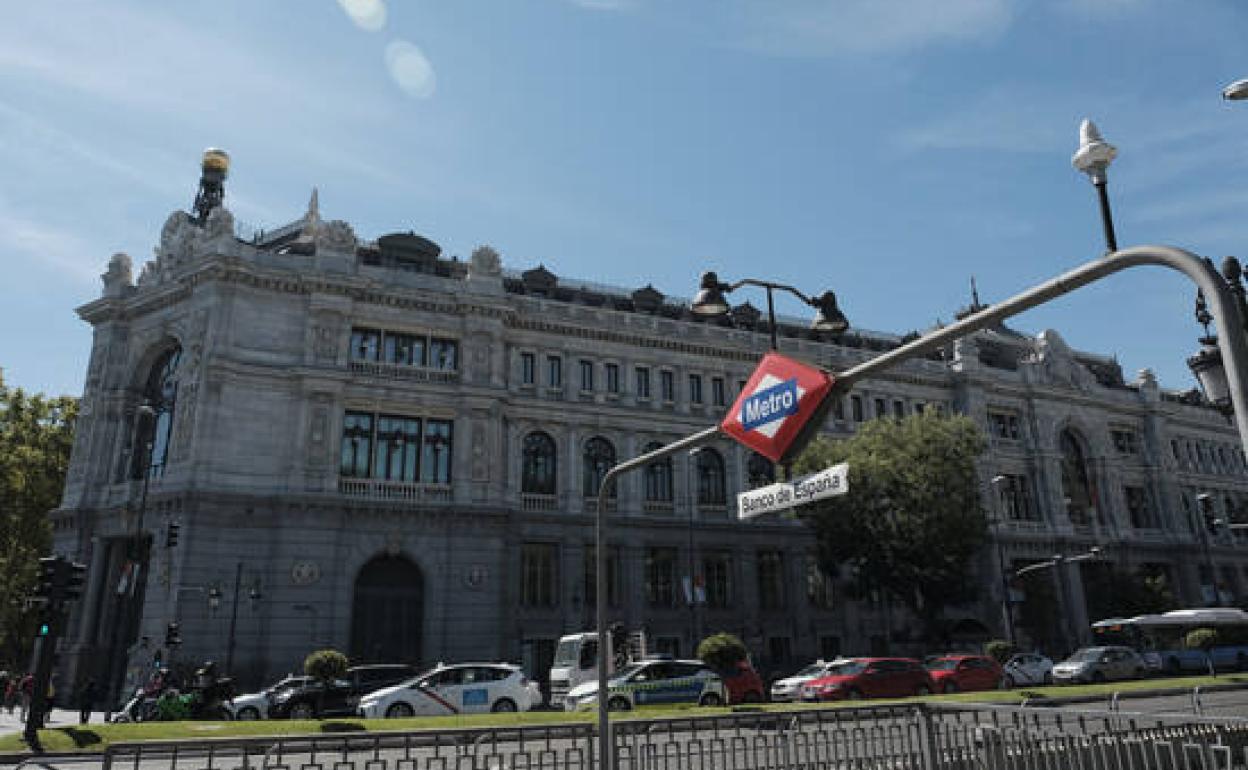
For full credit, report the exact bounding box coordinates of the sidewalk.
[0,708,107,737]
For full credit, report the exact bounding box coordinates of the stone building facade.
[52,188,1248,697]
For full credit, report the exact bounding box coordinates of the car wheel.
[235,706,261,721]
[742,690,763,704]
[942,682,958,694]
[607,696,631,712]
[491,698,517,713]
[1167,658,1182,676]
[846,688,864,701]
[288,702,317,720]
[698,692,723,707]
[1042,672,1052,685]
[916,685,932,697]
[386,702,414,718]
[1000,676,1013,690]
[1237,653,1248,672]
[1092,672,1106,684]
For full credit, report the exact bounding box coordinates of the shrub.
[304,649,349,683]
[984,639,1017,664]
[697,632,748,672]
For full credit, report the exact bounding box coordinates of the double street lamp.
[691,273,849,350]
[1014,546,1103,654]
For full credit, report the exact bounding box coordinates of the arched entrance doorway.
[351,555,424,664]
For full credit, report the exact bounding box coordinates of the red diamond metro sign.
[720,351,836,463]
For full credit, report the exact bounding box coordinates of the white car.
[564,659,726,711]
[770,659,845,702]
[226,676,311,720]
[358,663,541,718]
[1002,653,1054,687]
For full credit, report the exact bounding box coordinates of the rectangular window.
[584,546,620,608]
[579,360,594,392]
[521,353,536,385]
[429,338,458,370]
[702,550,732,609]
[893,400,905,419]
[997,474,1037,521]
[646,547,678,607]
[1125,485,1155,529]
[547,356,562,388]
[832,397,845,421]
[340,412,374,477]
[757,550,785,610]
[874,398,887,420]
[606,363,620,394]
[350,329,381,361]
[520,543,558,608]
[421,418,453,484]
[989,410,1022,440]
[1112,429,1139,455]
[851,395,864,422]
[373,415,422,481]
[915,402,926,414]
[711,377,726,407]
[383,332,425,366]
[661,370,675,402]
[689,374,703,405]
[1171,439,1181,463]
[806,554,834,609]
[636,367,651,399]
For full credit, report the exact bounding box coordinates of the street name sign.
[719,351,836,463]
[738,462,849,520]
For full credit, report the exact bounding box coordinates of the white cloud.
[0,202,100,287]
[734,0,1015,57]
[338,0,387,31]
[385,40,437,99]
[894,87,1069,154]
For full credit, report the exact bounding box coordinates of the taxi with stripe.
[357,662,541,718]
[563,658,726,711]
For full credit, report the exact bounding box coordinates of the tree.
[794,410,987,645]
[697,632,748,672]
[984,639,1016,664]
[303,648,349,717]
[0,374,78,668]
[1081,563,1175,621]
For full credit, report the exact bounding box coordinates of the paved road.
[0,709,108,738]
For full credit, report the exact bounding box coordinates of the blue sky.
[2,0,1247,397]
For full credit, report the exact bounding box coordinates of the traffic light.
[165,622,182,647]
[36,621,50,637]
[35,557,59,603]
[166,521,180,548]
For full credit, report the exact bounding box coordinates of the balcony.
[338,477,452,503]
[349,360,459,384]
[643,500,675,515]
[521,494,558,512]
[584,496,617,512]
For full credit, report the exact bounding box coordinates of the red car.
[800,658,934,701]
[924,654,1005,693]
[719,660,766,703]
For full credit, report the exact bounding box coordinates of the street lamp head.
[691,272,731,318]
[990,474,1007,487]
[1072,119,1117,184]
[1088,546,1102,557]
[1223,78,1248,101]
[1198,492,1213,511]
[810,290,849,334]
[1188,340,1233,414]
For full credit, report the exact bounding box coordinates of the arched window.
[643,442,673,503]
[522,432,557,495]
[747,452,775,489]
[139,346,182,478]
[583,436,617,498]
[1059,429,1095,526]
[696,448,726,506]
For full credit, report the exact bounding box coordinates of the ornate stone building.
[53,180,1248,697]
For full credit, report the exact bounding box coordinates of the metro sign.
[720,352,836,463]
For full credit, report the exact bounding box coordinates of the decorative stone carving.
[316,220,356,257]
[201,206,235,243]
[384,530,403,556]
[469,245,501,278]
[102,253,133,297]
[307,404,328,466]
[472,423,487,481]
[290,561,321,586]
[1027,330,1098,392]
[155,211,196,271]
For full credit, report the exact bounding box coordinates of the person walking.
[17,673,33,722]
[78,678,97,724]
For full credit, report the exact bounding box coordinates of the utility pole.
[24,556,87,752]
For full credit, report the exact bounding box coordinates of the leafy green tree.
[1081,562,1175,621]
[697,632,748,672]
[0,374,77,667]
[794,411,987,644]
[984,639,1016,664]
[303,648,349,718]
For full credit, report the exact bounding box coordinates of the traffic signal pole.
[24,556,86,752]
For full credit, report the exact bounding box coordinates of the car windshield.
[825,660,867,676]
[925,659,959,671]
[553,639,580,667]
[268,678,306,695]
[793,663,827,677]
[1066,649,1101,663]
[611,663,647,682]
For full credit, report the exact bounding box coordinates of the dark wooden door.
[350,555,424,665]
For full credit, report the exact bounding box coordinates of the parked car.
[269,664,419,718]
[1051,646,1146,685]
[924,654,1004,693]
[1002,653,1054,687]
[770,659,845,702]
[718,659,765,704]
[227,675,311,720]
[358,663,541,718]
[800,658,934,702]
[563,658,726,711]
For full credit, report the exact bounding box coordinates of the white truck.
[548,628,647,708]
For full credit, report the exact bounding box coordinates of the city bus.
[1091,608,1248,674]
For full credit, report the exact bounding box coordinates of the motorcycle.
[110,663,235,722]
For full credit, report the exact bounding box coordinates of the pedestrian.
[78,678,97,725]
[2,677,14,714]
[17,673,33,722]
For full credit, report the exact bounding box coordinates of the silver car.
[1051,646,1146,684]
